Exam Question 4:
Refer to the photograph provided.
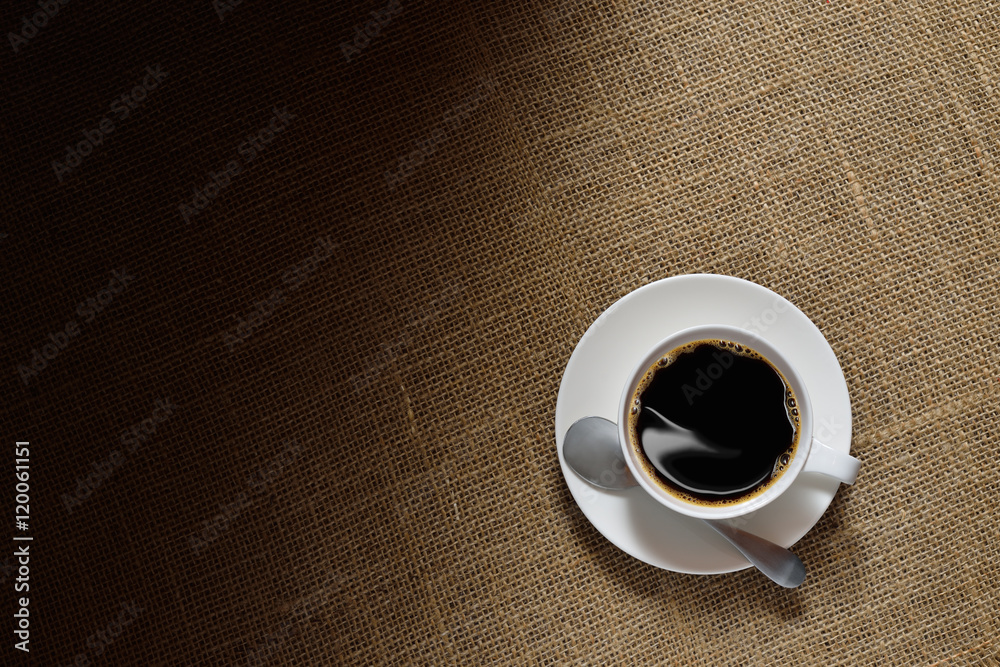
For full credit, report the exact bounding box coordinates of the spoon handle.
[704,521,806,588]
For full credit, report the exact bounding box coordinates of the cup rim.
[617,324,815,520]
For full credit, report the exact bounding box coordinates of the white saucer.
[555,274,853,574]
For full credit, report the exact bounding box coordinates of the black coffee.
[627,339,799,506]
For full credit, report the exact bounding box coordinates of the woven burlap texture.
[1,0,998,664]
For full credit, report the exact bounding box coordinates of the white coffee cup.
[618,324,860,520]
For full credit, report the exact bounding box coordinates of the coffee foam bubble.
[627,339,800,508]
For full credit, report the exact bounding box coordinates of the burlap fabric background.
[1,0,998,664]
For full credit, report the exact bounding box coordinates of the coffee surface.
[628,340,799,506]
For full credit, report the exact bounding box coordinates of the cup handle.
[801,439,860,485]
